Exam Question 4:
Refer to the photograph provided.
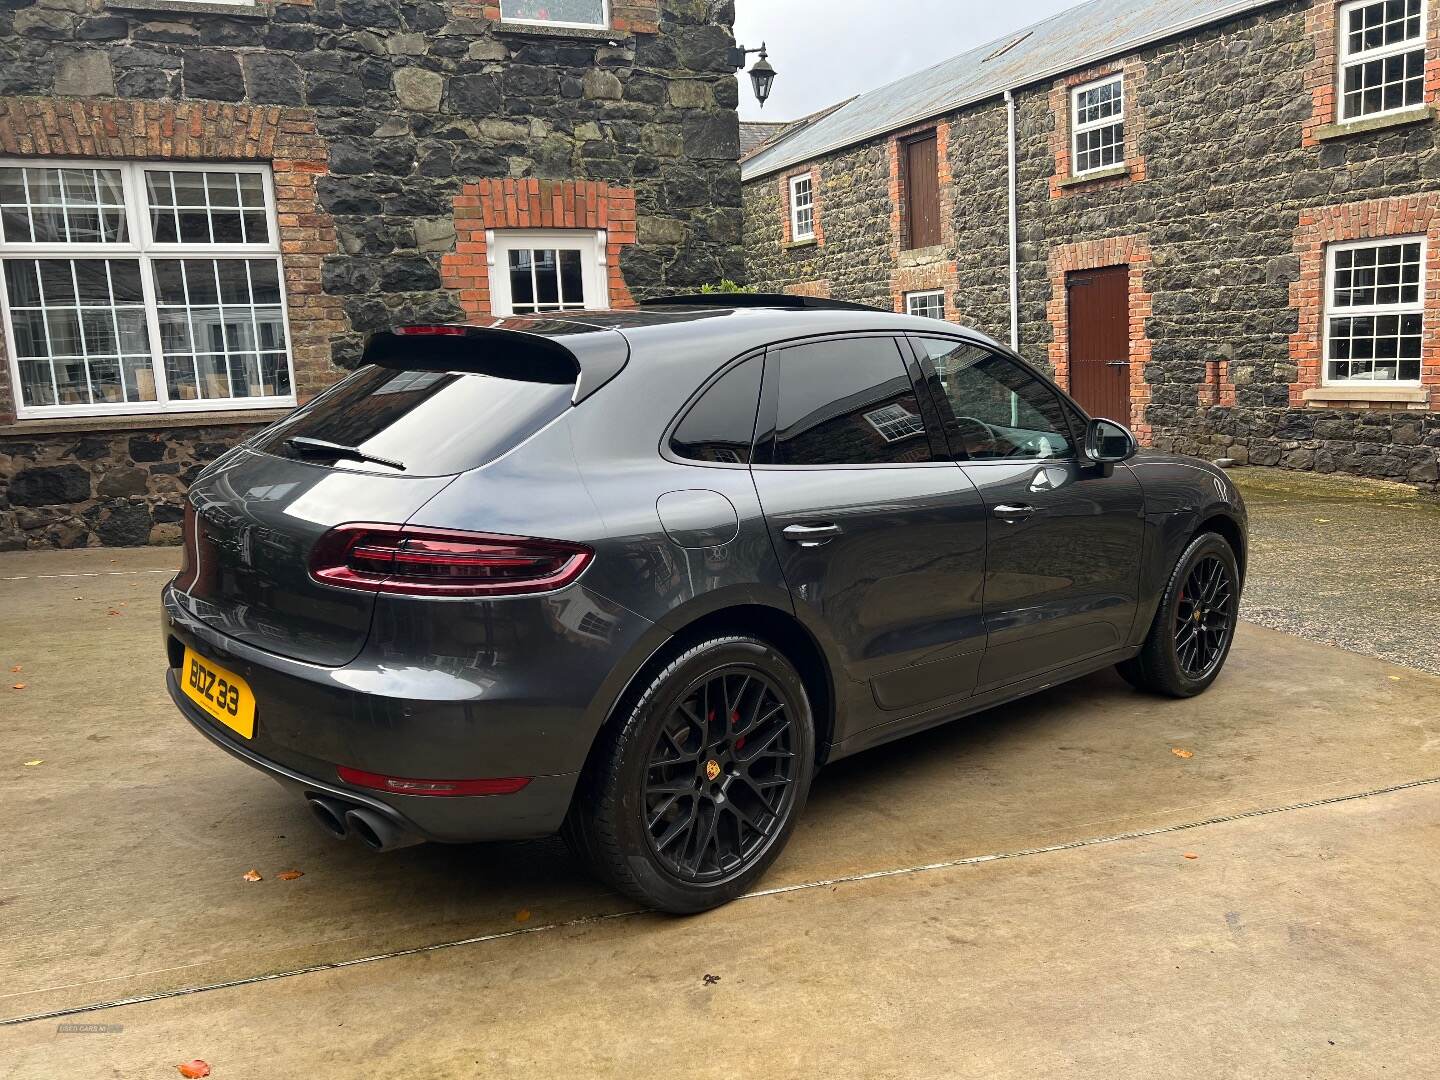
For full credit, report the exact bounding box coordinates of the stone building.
[0,0,743,549]
[742,0,1440,492]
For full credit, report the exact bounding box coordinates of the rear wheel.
[1119,532,1240,698]
[564,636,815,914]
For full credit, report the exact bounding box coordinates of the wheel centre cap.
[704,759,722,783]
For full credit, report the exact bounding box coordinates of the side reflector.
[309,523,593,597]
[337,766,531,797]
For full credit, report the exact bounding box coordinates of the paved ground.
[2,485,1439,1077]
[1231,467,1440,675]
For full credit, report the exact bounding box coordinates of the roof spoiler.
[641,293,883,313]
[362,324,629,404]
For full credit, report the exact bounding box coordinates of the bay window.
[0,160,295,419]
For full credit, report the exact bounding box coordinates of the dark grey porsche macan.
[163,296,1246,913]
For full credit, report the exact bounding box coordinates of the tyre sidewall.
[609,637,815,914]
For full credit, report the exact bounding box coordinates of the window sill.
[492,21,630,42]
[105,0,270,18]
[1313,105,1435,142]
[1056,164,1130,189]
[1302,386,1429,408]
[0,408,291,438]
[783,237,818,251]
[898,245,947,267]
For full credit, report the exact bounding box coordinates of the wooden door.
[1066,265,1130,421]
[904,133,940,250]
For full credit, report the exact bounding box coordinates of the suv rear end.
[162,321,653,847]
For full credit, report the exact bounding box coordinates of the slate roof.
[742,0,1285,180]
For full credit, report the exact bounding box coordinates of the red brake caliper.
[732,709,744,751]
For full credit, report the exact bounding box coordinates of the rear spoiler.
[362,324,630,404]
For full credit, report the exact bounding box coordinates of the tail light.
[394,325,467,336]
[309,523,593,597]
[337,766,530,797]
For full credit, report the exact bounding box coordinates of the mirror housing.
[1084,418,1138,465]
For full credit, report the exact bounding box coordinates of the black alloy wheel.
[564,635,815,914]
[1172,554,1237,680]
[643,667,798,883]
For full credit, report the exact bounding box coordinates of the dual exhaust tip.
[307,796,421,852]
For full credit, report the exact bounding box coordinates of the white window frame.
[1070,74,1126,177]
[789,173,815,242]
[486,229,610,317]
[1322,234,1427,387]
[1337,0,1429,122]
[499,0,609,30]
[865,402,926,443]
[0,157,296,420]
[905,290,946,320]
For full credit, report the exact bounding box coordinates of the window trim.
[0,157,296,421]
[905,290,946,320]
[788,173,815,243]
[498,0,610,30]
[485,228,610,317]
[660,350,765,470]
[1321,234,1427,387]
[1336,0,1429,123]
[1070,74,1126,178]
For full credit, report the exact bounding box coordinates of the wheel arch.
[1196,511,1247,582]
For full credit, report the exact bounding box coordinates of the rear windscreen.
[252,365,574,476]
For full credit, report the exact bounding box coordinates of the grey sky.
[734,0,1082,122]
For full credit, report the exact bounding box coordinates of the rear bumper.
[161,582,656,843]
[167,672,577,842]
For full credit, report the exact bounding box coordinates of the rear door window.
[769,337,935,466]
[252,365,574,476]
[669,355,763,464]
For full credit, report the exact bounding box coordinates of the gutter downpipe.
[1004,88,1020,352]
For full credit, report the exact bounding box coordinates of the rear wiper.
[285,436,406,472]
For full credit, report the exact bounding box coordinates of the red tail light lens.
[394,325,467,336]
[310,524,593,597]
[337,766,531,797]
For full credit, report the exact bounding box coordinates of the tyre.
[1118,532,1240,698]
[564,635,816,914]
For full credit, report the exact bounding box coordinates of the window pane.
[917,339,1075,460]
[671,356,762,464]
[0,166,128,245]
[500,0,605,24]
[773,338,934,466]
[559,249,584,307]
[509,250,535,311]
[534,250,560,306]
[2,258,152,407]
[145,170,270,246]
[906,292,945,320]
[149,257,292,402]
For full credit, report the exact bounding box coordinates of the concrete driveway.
[2,544,1439,1078]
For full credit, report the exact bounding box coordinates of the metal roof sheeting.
[741,0,1285,180]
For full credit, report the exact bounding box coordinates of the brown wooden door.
[904,133,940,250]
[1066,265,1130,420]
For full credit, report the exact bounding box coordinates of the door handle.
[783,523,842,547]
[992,504,1036,522]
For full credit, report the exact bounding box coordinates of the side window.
[772,337,935,466]
[915,338,1075,461]
[670,355,763,465]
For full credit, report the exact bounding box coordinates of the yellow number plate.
[181,647,256,740]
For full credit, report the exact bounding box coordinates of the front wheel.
[1119,532,1240,698]
[564,635,815,914]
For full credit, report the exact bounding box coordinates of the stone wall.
[0,0,745,547]
[742,0,1440,494]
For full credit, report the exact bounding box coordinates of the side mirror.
[1085,418,1138,465]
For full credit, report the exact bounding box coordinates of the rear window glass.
[253,365,573,476]
[670,356,762,464]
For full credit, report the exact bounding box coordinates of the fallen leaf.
[9,665,19,673]
[1183,853,1199,860]
[177,1062,211,1079]
[1171,748,1195,759]
[277,870,304,881]
[514,909,531,923]
[107,609,121,617]
[703,973,721,985]
[12,684,26,691]
[23,760,43,767]
[1314,518,1331,524]
[242,869,262,882]
[1388,676,1403,682]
